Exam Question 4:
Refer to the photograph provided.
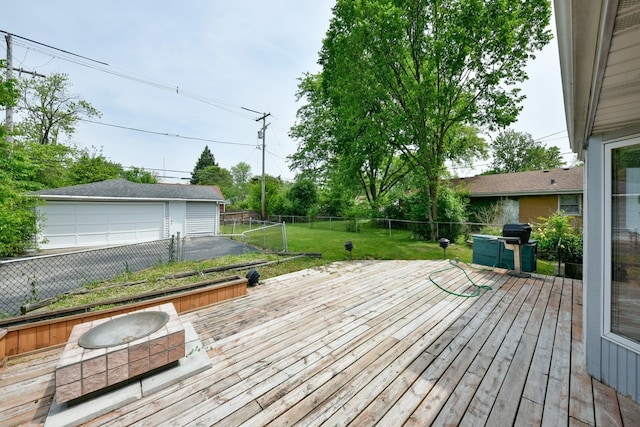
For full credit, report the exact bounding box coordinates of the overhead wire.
[4,31,252,118]
[2,30,295,182]
[79,119,256,147]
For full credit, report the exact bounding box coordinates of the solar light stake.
[344,241,353,260]
[438,238,450,260]
[246,268,260,286]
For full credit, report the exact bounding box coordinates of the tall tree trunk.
[428,180,439,241]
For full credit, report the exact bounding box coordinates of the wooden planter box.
[0,276,246,361]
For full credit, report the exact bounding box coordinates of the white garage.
[35,179,225,250]
[40,201,165,248]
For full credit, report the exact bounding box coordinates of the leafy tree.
[247,175,286,217]
[316,0,551,239]
[289,73,334,184]
[17,73,100,145]
[487,130,565,174]
[287,178,319,216]
[229,162,252,206]
[122,167,158,183]
[318,181,355,217]
[403,185,469,242]
[0,60,19,114]
[0,171,41,257]
[194,165,233,193]
[68,149,123,185]
[190,145,217,185]
[0,67,40,256]
[290,72,411,211]
[23,141,75,189]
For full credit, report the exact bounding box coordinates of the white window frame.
[558,193,582,215]
[603,136,640,352]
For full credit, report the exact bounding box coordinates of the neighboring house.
[34,179,225,250]
[450,167,584,224]
[555,0,640,402]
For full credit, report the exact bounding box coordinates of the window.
[607,142,640,345]
[559,194,581,215]
[500,199,519,223]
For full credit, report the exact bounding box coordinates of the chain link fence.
[0,233,264,318]
[268,214,500,241]
[0,238,179,318]
[220,219,289,253]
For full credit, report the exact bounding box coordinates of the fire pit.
[54,303,185,404]
[78,311,170,349]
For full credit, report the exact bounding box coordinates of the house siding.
[585,130,640,402]
[519,195,559,223]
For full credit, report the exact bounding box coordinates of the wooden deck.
[2,260,640,426]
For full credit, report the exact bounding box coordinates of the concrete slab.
[45,382,141,427]
[141,323,212,396]
[44,322,211,427]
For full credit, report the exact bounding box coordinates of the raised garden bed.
[0,275,246,361]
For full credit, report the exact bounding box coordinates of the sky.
[2,1,574,184]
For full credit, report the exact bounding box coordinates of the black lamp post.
[344,241,353,260]
[438,238,450,259]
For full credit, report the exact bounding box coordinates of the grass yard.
[284,222,468,262]
[223,220,556,275]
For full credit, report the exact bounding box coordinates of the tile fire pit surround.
[54,303,185,404]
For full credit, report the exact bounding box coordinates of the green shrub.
[532,212,582,262]
[478,225,502,236]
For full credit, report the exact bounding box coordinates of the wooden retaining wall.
[0,277,246,361]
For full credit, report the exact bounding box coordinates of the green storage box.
[472,234,537,272]
[472,235,502,267]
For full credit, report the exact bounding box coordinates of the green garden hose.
[429,259,493,298]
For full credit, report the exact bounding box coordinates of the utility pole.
[5,33,13,142]
[242,107,271,220]
[4,32,46,143]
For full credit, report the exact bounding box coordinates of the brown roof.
[449,167,583,197]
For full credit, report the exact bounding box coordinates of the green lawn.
[223,221,556,276]
[285,222,465,262]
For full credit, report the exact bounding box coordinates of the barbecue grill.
[498,223,532,278]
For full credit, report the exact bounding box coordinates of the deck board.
[1,259,639,426]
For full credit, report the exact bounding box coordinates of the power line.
[535,129,567,141]
[2,30,253,119]
[80,119,257,147]
[0,30,107,65]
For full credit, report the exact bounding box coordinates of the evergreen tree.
[190,145,218,184]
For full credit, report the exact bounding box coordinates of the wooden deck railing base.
[0,277,246,360]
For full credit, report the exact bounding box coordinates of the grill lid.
[501,223,532,244]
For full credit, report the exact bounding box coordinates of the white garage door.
[39,202,165,249]
[186,202,217,235]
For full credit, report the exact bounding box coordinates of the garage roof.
[34,179,225,202]
[449,167,583,197]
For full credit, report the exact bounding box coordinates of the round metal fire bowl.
[78,311,170,349]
